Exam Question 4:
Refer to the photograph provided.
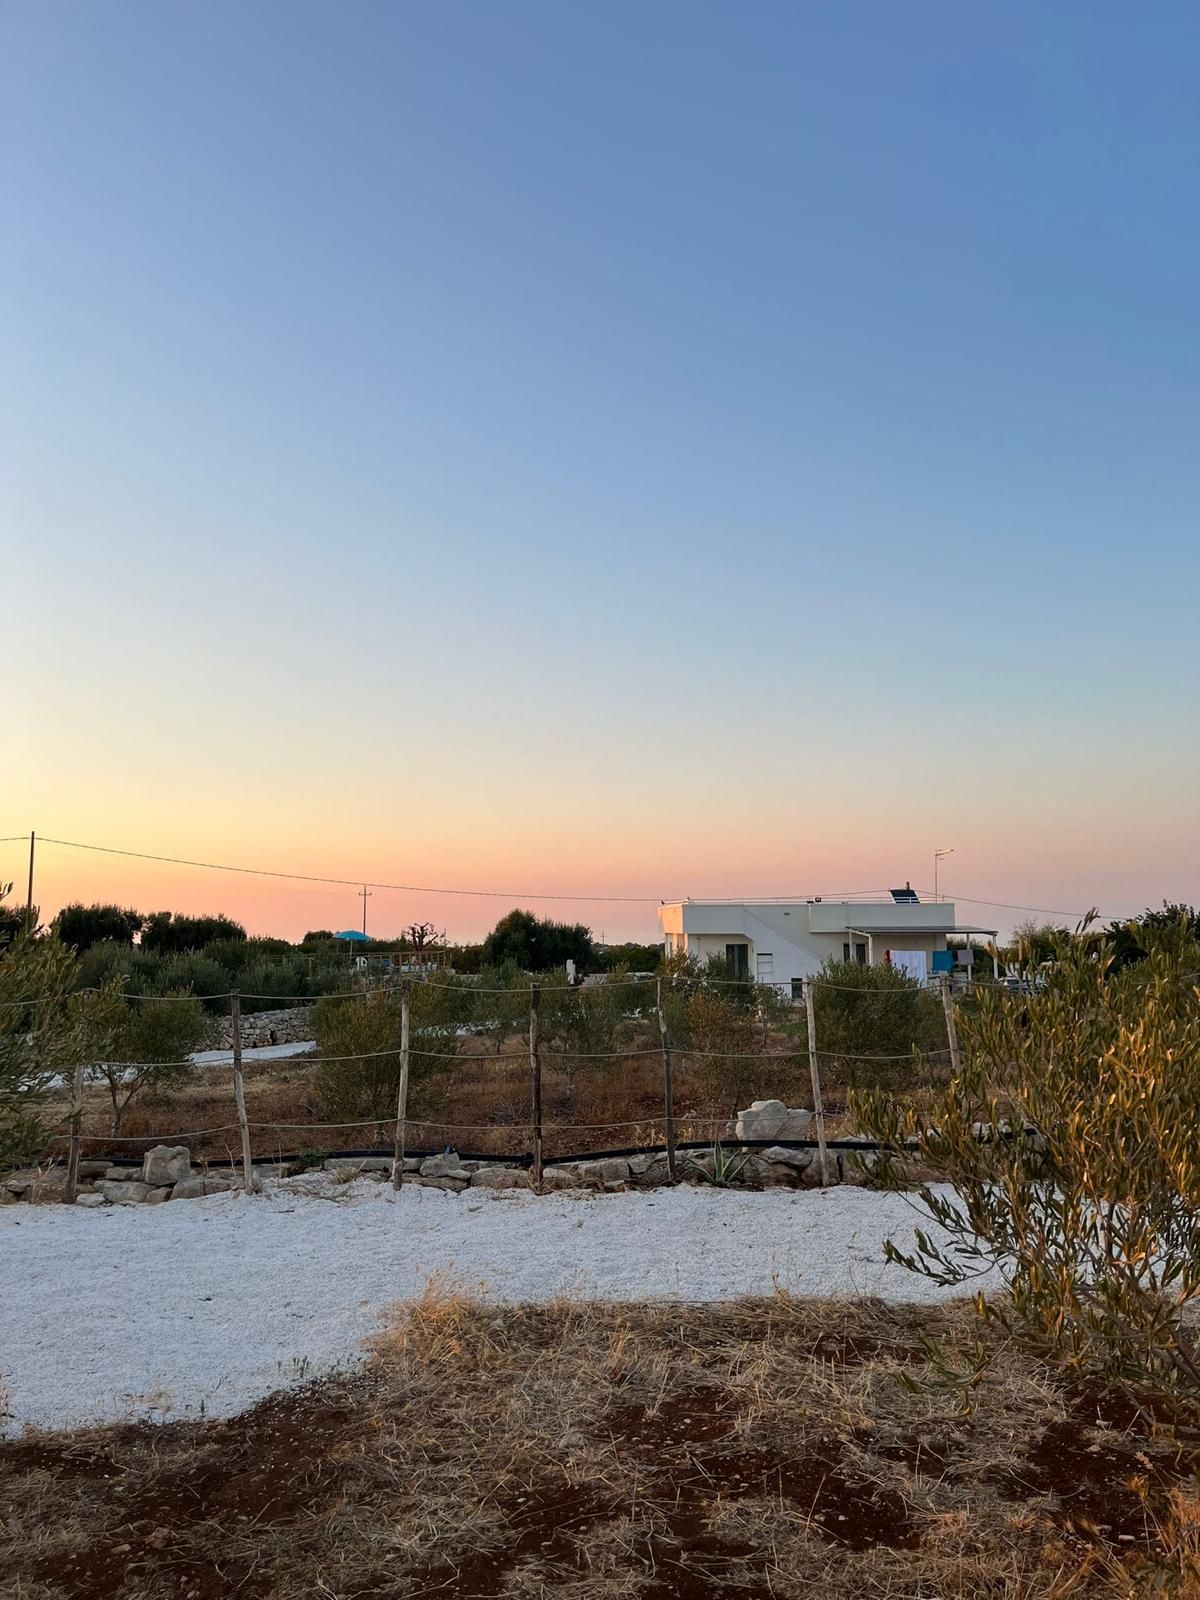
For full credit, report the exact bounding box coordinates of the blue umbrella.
[333,929,371,942]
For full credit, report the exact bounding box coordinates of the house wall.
[660,901,954,988]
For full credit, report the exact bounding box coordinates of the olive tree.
[0,924,85,1168]
[79,985,215,1135]
[853,919,1200,1405]
[314,981,468,1124]
[812,959,944,1089]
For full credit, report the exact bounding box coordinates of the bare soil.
[4,1296,1197,1598]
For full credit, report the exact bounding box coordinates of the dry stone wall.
[215,1006,313,1049]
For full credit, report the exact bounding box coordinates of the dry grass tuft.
[4,1295,1199,1598]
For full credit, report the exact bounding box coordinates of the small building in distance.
[658,887,998,994]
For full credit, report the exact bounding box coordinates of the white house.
[658,889,998,993]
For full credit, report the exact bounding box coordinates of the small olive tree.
[542,969,636,1109]
[79,984,215,1135]
[813,959,944,1089]
[314,981,467,1124]
[0,923,85,1168]
[853,920,1200,1405]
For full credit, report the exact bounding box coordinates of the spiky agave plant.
[684,1141,749,1187]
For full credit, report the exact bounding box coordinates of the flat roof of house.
[847,923,998,936]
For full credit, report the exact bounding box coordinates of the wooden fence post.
[656,977,676,1180]
[940,974,963,1078]
[529,984,543,1190]
[803,977,830,1187]
[230,991,254,1195]
[391,982,412,1191]
[64,1057,85,1205]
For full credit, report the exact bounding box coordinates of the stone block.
[421,1175,468,1192]
[470,1168,530,1190]
[800,1153,841,1188]
[759,1145,814,1168]
[734,1100,813,1143]
[142,1146,191,1187]
[172,1175,235,1200]
[145,1186,173,1204]
[77,1159,110,1179]
[572,1157,630,1188]
[75,1193,106,1208]
[420,1152,473,1181]
[539,1167,577,1191]
[100,1181,153,1205]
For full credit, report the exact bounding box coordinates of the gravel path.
[0,1180,985,1434]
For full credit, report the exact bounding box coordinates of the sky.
[3,1,1198,943]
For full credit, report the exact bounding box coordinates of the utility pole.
[360,885,372,936]
[934,846,954,903]
[25,831,35,932]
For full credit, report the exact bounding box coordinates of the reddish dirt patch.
[988,1412,1165,1543]
[5,1383,368,1600]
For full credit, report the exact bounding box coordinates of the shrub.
[685,990,765,1117]
[812,960,944,1089]
[201,936,292,977]
[480,910,595,974]
[150,953,234,1012]
[237,957,309,1013]
[542,969,635,1107]
[79,985,216,1134]
[141,912,246,955]
[314,982,468,1125]
[0,929,85,1169]
[852,919,1200,1408]
[52,903,144,952]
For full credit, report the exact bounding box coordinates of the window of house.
[725,943,749,978]
[791,977,804,1001]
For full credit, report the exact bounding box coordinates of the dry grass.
[3,1294,1198,1599]
[44,1035,880,1167]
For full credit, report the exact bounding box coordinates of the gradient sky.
[4,1,1199,942]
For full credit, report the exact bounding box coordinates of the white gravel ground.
[190,1040,315,1067]
[0,1180,987,1435]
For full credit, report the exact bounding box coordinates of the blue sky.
[4,1,1198,939]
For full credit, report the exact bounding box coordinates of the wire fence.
[34,970,974,1200]
[24,957,1200,1201]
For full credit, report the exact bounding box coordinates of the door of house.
[725,943,750,979]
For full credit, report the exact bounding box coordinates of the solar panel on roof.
[890,885,920,904]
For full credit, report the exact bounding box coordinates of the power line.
[37,835,668,904]
[18,830,1174,925]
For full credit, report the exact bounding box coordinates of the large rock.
[75,1193,106,1208]
[421,1175,468,1192]
[100,1180,153,1205]
[470,1167,529,1190]
[324,1156,394,1174]
[734,1100,813,1143]
[420,1152,473,1181]
[7,1170,69,1202]
[540,1167,578,1192]
[142,1146,191,1187]
[759,1145,814,1169]
[572,1158,630,1188]
[172,1175,236,1200]
[800,1153,841,1188]
[77,1159,111,1179]
[145,1186,174,1205]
